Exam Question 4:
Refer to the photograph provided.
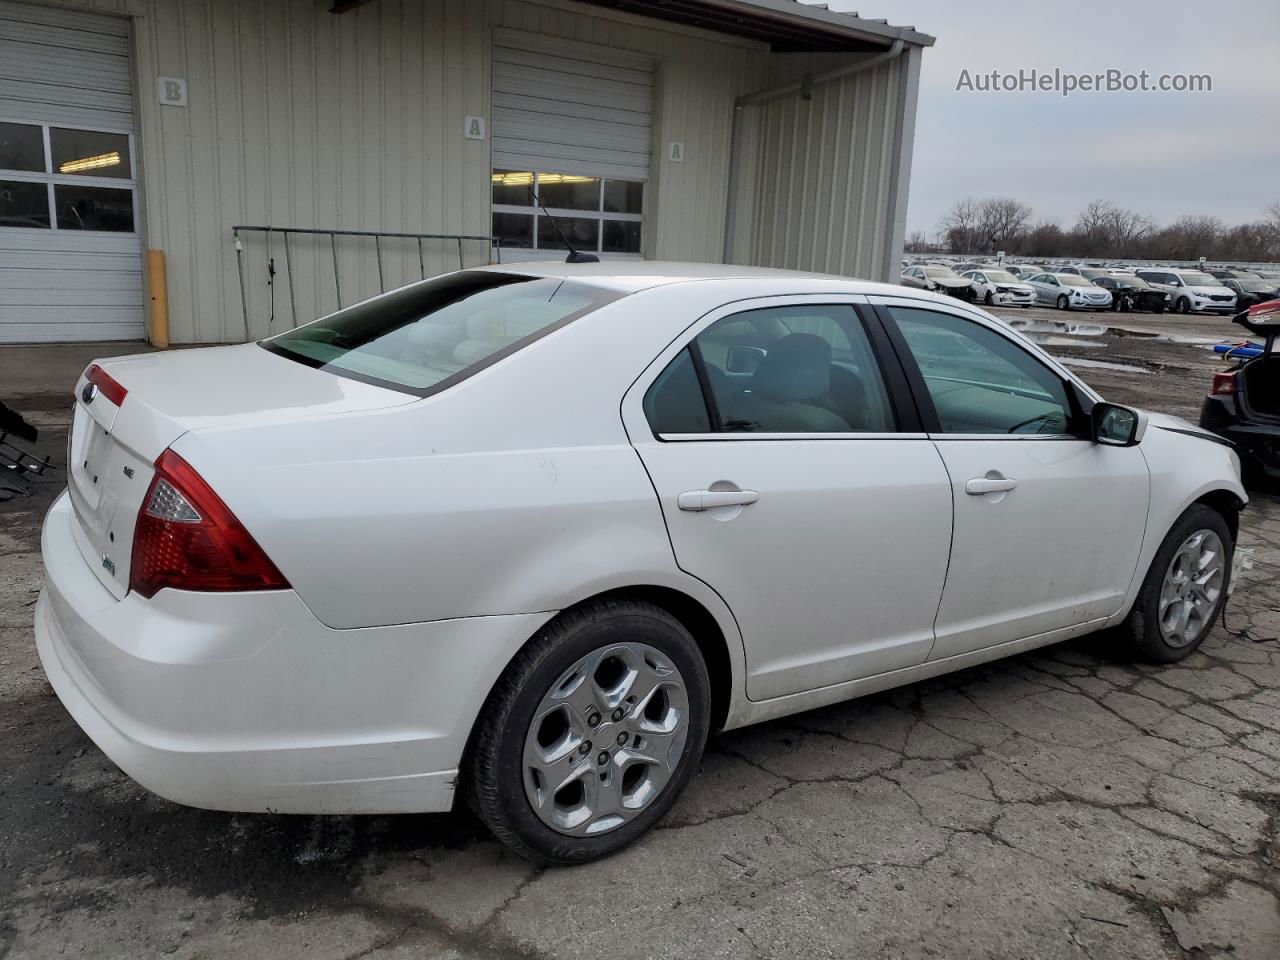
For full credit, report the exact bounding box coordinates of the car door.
[621,296,954,701]
[869,297,1150,660]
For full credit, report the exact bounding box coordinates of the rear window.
[262,272,620,396]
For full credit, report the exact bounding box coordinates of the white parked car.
[961,268,1035,307]
[1026,272,1114,310]
[1005,264,1045,280]
[1134,269,1238,315]
[38,263,1245,864]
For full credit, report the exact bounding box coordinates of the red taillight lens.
[129,450,289,598]
[85,363,128,407]
[1211,372,1237,396]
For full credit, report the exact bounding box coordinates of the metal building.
[0,0,932,345]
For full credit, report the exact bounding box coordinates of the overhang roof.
[574,0,935,51]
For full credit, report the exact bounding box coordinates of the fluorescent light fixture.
[59,151,121,174]
[491,171,594,186]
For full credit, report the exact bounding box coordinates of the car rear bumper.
[1200,397,1280,478]
[36,491,553,814]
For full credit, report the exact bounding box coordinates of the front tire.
[466,599,711,864]
[1057,294,1070,310]
[1176,297,1191,314]
[1119,505,1232,663]
[984,290,994,306]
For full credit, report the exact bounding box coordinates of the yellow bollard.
[146,249,169,348]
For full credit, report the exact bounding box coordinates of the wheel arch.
[1192,488,1244,543]
[458,582,742,795]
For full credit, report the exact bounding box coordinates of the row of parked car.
[900,260,1280,315]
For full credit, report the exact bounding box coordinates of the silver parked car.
[1026,272,1114,311]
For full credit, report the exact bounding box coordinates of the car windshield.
[1120,277,1152,288]
[985,270,1018,282]
[262,272,619,395]
[1180,272,1219,286]
[1238,280,1276,292]
[924,267,958,278]
[1058,275,1091,287]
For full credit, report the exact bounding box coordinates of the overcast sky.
[827,0,1280,238]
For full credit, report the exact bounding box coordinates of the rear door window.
[262,272,619,396]
[644,304,897,435]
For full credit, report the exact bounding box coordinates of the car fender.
[1108,419,1246,625]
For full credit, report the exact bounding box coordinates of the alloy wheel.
[522,642,690,836]
[1158,530,1225,647]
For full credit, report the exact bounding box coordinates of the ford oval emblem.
[81,382,97,404]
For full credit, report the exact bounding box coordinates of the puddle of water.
[1009,319,1108,337]
[1007,317,1221,347]
[1056,357,1150,374]
[1038,336,1106,349]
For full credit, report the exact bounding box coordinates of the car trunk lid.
[66,344,415,598]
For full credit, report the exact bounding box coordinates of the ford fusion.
[38,264,1245,864]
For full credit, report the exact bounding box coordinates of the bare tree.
[1263,202,1280,257]
[1074,200,1114,253]
[976,198,1032,253]
[1023,219,1066,258]
[1102,207,1153,256]
[1155,215,1223,261]
[939,198,981,253]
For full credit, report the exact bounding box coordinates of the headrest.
[751,333,831,403]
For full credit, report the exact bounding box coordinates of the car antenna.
[527,185,599,264]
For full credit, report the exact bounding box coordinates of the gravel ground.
[2,313,1278,960]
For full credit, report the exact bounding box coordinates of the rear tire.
[466,599,711,864]
[1118,505,1233,663]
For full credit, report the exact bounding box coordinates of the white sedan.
[38,263,1245,864]
[961,268,1036,307]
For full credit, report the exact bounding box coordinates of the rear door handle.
[965,477,1018,495]
[677,489,760,511]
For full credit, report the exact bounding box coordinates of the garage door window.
[492,170,643,255]
[0,120,135,231]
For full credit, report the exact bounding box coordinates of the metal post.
[375,235,384,292]
[457,237,464,270]
[417,237,425,279]
[283,231,298,330]
[234,229,250,340]
[331,233,342,309]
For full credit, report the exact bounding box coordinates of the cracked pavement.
[2,329,1279,959]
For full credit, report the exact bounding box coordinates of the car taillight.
[130,449,289,598]
[85,363,128,406]
[1211,372,1237,396]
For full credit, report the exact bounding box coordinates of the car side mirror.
[726,345,767,375]
[1091,402,1147,447]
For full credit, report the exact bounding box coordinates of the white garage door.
[0,0,143,343]
[490,31,651,259]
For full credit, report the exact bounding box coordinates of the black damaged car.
[1200,300,1280,483]
[1222,277,1280,311]
[1092,274,1170,313]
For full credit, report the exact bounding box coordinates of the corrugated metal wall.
[47,0,760,342]
[22,0,916,343]
[727,50,908,283]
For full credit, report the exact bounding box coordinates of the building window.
[0,120,136,231]
[491,170,643,256]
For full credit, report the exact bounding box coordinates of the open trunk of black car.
[1234,302,1280,422]
[1238,356,1280,422]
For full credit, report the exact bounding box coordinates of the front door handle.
[678,489,760,511]
[965,477,1018,495]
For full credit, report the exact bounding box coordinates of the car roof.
[470,259,846,293]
